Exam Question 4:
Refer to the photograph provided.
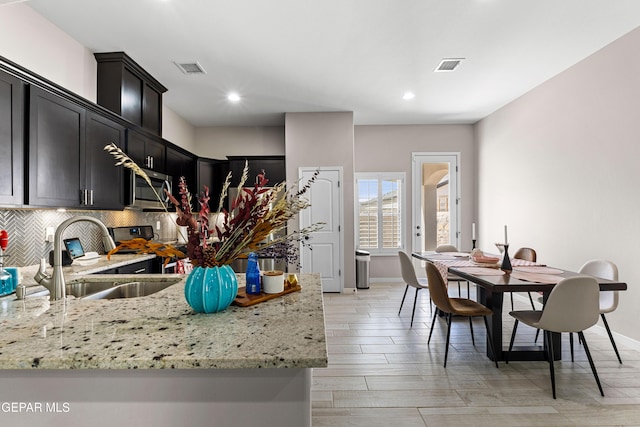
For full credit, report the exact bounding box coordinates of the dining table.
[411,251,627,362]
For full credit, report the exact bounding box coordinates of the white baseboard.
[370,277,403,284]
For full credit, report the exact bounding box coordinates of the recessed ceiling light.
[403,92,415,100]
[227,92,241,103]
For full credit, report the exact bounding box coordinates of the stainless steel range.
[108,226,155,246]
[108,226,186,273]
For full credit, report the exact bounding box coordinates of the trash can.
[355,249,370,289]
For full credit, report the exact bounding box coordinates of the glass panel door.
[412,153,459,253]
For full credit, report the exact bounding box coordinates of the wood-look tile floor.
[312,283,640,426]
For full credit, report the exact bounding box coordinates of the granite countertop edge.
[0,255,328,370]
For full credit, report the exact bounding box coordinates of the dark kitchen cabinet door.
[121,67,142,125]
[166,145,196,197]
[198,158,228,206]
[86,112,126,209]
[142,83,161,136]
[0,69,25,206]
[127,129,166,172]
[28,86,86,208]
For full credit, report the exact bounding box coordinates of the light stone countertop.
[0,255,328,370]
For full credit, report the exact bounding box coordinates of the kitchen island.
[0,255,327,426]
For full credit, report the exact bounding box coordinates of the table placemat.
[510,271,563,284]
[513,266,563,275]
[456,267,505,276]
[434,261,450,283]
[432,258,545,268]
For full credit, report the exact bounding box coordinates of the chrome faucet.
[34,216,116,301]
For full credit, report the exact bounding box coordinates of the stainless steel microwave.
[126,168,172,210]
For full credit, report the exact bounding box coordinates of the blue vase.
[184,265,238,313]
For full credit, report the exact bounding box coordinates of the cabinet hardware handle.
[134,268,145,274]
[89,190,94,206]
[80,188,89,205]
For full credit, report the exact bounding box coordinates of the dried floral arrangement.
[104,143,322,268]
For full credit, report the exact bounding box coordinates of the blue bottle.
[245,252,261,294]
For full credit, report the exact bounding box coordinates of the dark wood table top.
[412,251,627,293]
[449,267,627,293]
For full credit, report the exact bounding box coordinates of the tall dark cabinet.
[0,69,25,206]
[94,52,167,136]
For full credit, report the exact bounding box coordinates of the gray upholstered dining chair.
[397,251,430,327]
[506,276,604,399]
[435,244,469,297]
[536,259,622,364]
[426,262,499,369]
[579,259,622,364]
[510,247,537,310]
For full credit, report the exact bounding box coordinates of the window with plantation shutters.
[356,173,405,255]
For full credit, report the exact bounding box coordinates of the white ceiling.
[25,0,640,127]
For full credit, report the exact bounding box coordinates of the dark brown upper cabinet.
[28,86,86,208]
[94,52,167,136]
[166,144,196,197]
[197,158,228,205]
[85,112,126,209]
[28,86,125,209]
[227,156,286,187]
[0,68,25,206]
[127,129,166,173]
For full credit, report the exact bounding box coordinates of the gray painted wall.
[476,27,640,342]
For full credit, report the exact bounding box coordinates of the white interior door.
[299,167,343,292]
[412,153,460,253]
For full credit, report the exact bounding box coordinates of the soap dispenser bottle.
[245,252,261,295]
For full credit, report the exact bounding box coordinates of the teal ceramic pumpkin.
[184,265,238,313]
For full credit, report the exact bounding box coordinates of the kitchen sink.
[67,281,119,298]
[27,277,182,300]
[81,281,178,300]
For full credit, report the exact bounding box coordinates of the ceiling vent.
[434,58,464,72]
[174,61,207,75]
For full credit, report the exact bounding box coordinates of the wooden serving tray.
[232,283,302,307]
